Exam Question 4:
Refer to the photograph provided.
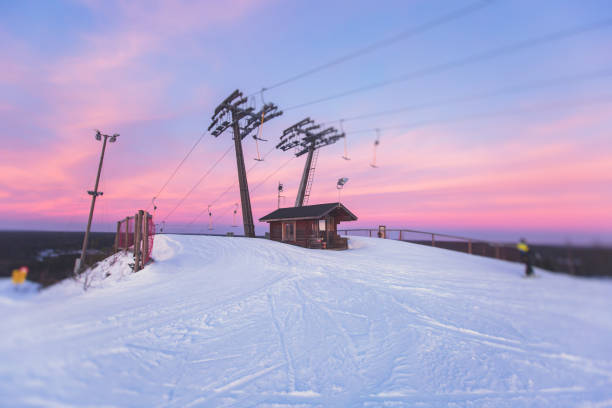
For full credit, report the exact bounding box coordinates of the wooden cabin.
[259,202,357,249]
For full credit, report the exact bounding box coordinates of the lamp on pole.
[76,130,118,275]
[337,177,349,202]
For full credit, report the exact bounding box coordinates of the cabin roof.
[259,202,358,222]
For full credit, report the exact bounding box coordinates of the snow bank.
[0,278,40,306]
[0,235,611,407]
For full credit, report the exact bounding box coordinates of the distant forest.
[0,231,115,287]
[0,231,610,288]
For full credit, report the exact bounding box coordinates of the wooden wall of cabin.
[270,222,282,241]
[296,220,316,247]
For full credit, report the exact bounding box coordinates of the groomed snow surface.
[1,235,611,407]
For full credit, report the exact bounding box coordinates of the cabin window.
[318,219,326,231]
[282,222,295,241]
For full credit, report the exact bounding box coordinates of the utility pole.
[276,118,344,207]
[76,130,118,275]
[208,90,282,237]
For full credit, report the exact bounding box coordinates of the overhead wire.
[160,144,234,223]
[343,93,612,136]
[250,0,493,96]
[147,130,209,211]
[319,67,612,126]
[207,155,296,228]
[187,146,279,226]
[283,18,612,111]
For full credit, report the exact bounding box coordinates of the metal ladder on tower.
[303,148,319,205]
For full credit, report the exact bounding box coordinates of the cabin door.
[281,221,296,242]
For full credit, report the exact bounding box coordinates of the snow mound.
[0,278,40,306]
[0,234,611,407]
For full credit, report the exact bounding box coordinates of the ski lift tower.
[276,118,344,207]
[208,90,282,237]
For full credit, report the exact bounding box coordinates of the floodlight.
[337,177,349,189]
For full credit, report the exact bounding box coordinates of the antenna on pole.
[208,89,282,237]
[337,177,349,202]
[370,128,380,168]
[276,117,344,207]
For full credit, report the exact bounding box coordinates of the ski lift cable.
[345,93,612,136]
[317,67,612,128]
[161,144,233,223]
[251,156,295,194]
[246,0,493,97]
[147,130,212,211]
[282,18,612,112]
[187,145,280,226]
[212,155,295,226]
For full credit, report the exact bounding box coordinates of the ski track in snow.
[1,234,612,407]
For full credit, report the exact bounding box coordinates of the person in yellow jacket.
[517,238,534,277]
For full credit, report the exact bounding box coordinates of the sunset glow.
[1,0,611,243]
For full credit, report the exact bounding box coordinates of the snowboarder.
[517,238,534,277]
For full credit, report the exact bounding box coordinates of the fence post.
[114,221,120,253]
[124,217,129,252]
[468,240,472,254]
[399,230,403,241]
[369,230,372,237]
[495,245,500,259]
[133,211,142,272]
[431,234,435,247]
[142,212,149,266]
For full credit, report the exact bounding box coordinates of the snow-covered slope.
[1,235,611,407]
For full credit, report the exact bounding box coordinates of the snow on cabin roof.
[259,202,358,222]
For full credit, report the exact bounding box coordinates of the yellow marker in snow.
[11,266,28,285]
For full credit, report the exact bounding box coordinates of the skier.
[517,238,534,277]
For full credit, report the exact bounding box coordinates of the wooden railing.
[338,228,520,261]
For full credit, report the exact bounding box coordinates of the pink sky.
[1,0,611,243]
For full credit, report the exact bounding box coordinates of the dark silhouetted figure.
[517,238,534,277]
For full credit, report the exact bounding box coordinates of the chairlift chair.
[340,120,350,161]
[253,90,268,161]
[232,203,239,227]
[208,205,214,230]
[370,129,381,168]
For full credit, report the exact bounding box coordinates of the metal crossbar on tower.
[208,89,282,237]
[276,117,344,207]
